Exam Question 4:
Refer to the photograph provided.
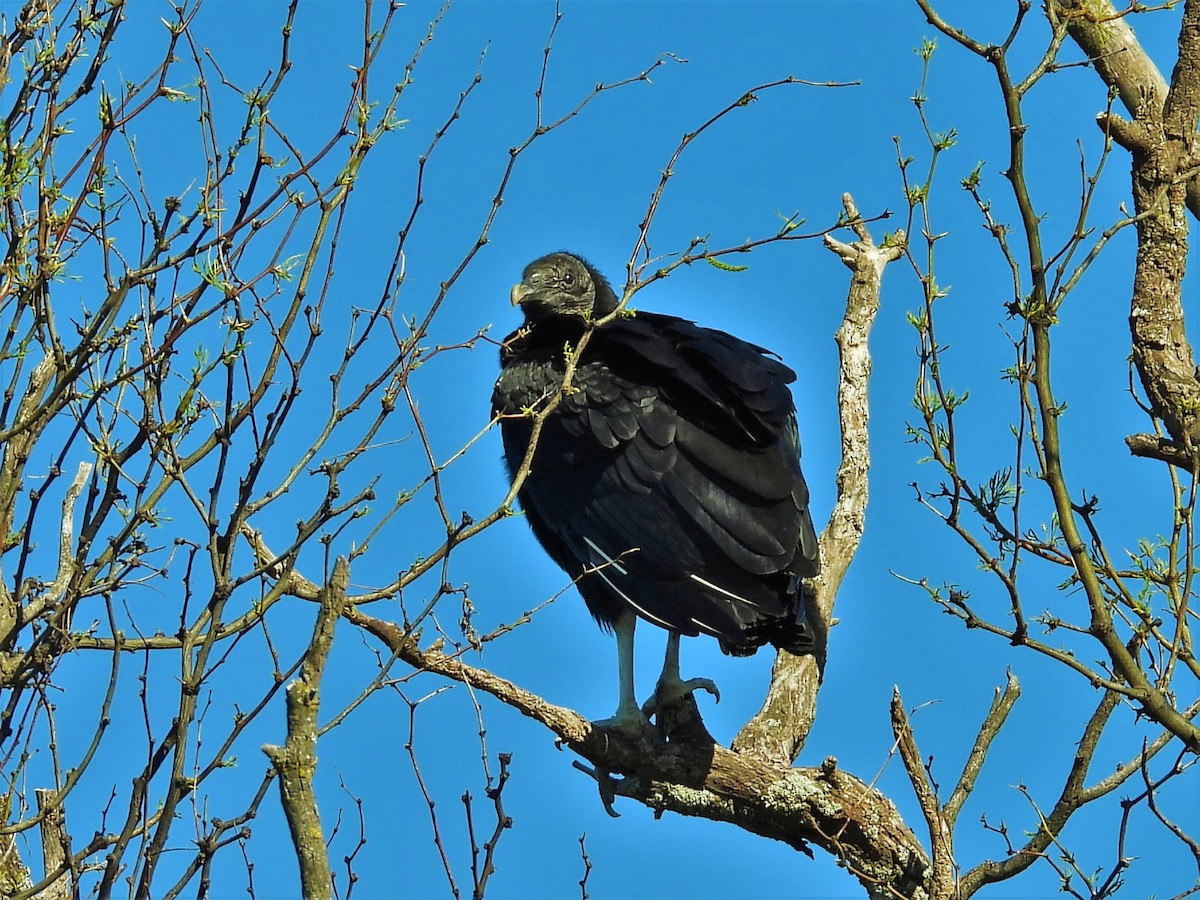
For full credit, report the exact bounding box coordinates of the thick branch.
[732,198,904,763]
[262,557,350,900]
[26,461,92,624]
[0,356,56,637]
[1050,0,1200,219]
[33,790,68,900]
[1054,0,1200,453]
[344,606,931,898]
[1126,431,1200,467]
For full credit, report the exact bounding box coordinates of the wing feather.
[494,307,818,648]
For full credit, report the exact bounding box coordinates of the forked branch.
[732,196,904,763]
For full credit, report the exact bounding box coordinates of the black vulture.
[492,251,819,730]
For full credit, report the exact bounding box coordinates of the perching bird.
[492,251,819,731]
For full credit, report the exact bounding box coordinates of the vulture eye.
[562,271,575,286]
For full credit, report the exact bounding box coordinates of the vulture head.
[510,252,620,322]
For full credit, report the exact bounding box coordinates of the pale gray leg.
[593,609,652,732]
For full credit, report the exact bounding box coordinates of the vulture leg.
[593,609,652,733]
[642,631,720,723]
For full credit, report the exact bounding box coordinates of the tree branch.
[344,605,932,899]
[732,196,904,763]
[1054,0,1200,457]
[1049,0,1200,219]
[944,670,1021,823]
[262,557,350,900]
[1126,431,1200,467]
[890,688,955,896]
[33,789,68,900]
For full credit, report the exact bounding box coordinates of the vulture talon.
[571,760,623,818]
[595,765,621,818]
[642,677,721,720]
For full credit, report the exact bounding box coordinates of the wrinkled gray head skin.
[511,252,619,322]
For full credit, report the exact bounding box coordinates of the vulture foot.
[642,673,720,743]
[592,704,655,741]
[642,675,720,720]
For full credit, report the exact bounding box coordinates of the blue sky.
[44,1,1199,897]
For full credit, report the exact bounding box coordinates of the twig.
[578,833,592,900]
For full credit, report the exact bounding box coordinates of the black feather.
[493,252,818,656]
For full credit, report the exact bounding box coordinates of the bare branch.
[262,558,351,900]
[733,196,904,763]
[346,605,931,899]
[33,789,68,900]
[890,689,954,896]
[944,671,1020,823]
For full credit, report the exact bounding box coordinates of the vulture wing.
[494,311,817,654]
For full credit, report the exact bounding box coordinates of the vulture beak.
[510,282,533,306]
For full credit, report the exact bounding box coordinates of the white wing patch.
[595,567,675,629]
[582,535,676,629]
[688,573,768,611]
[583,535,628,575]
